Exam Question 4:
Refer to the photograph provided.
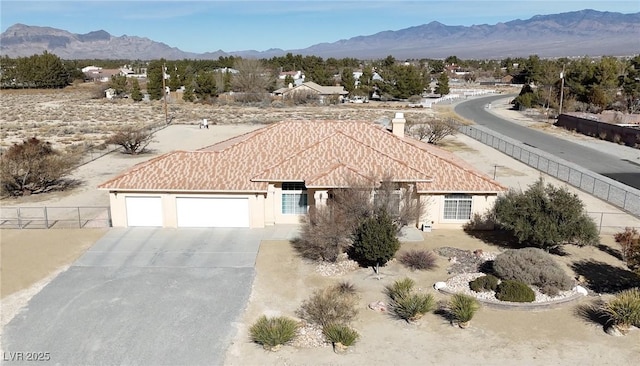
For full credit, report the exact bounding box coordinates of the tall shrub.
[492,178,598,250]
[350,209,400,273]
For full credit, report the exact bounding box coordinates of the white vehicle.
[350,96,369,103]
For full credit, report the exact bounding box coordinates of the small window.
[443,194,472,220]
[282,182,308,215]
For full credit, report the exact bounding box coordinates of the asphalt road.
[2,228,266,366]
[454,94,640,190]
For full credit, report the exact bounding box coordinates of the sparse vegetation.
[106,126,156,155]
[249,315,299,350]
[398,249,438,271]
[0,137,79,196]
[297,283,359,328]
[614,227,640,274]
[493,248,572,295]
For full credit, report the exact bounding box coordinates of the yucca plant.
[449,293,481,328]
[323,323,360,352]
[249,315,299,351]
[385,277,416,301]
[389,293,436,322]
[602,288,640,335]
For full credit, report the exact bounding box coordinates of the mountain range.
[1,9,639,60]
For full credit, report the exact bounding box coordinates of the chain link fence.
[458,123,640,218]
[0,206,111,229]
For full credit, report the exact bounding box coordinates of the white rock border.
[437,273,587,309]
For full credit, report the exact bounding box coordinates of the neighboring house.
[279,81,349,103]
[99,114,506,229]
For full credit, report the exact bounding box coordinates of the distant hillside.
[1,9,638,60]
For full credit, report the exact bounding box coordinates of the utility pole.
[162,62,168,124]
[558,65,565,117]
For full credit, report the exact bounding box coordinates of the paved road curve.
[455,94,640,190]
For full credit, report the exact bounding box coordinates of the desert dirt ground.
[1,87,639,365]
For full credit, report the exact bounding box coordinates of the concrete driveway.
[2,227,298,366]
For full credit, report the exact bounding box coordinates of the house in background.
[274,81,349,103]
[99,114,506,229]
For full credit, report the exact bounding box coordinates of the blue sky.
[2,1,638,53]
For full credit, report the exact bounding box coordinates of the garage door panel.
[126,197,163,227]
[177,197,249,227]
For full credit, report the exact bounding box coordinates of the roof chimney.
[391,112,405,138]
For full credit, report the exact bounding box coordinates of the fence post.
[78,207,82,228]
[599,212,603,234]
[44,207,49,228]
[17,207,22,229]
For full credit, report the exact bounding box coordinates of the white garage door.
[126,196,163,227]
[176,197,249,227]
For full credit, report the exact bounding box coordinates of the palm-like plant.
[449,293,481,328]
[602,288,640,335]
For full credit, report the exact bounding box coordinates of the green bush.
[298,284,359,327]
[350,209,400,273]
[398,249,438,271]
[249,315,299,349]
[469,275,499,292]
[491,178,599,250]
[322,323,360,346]
[603,288,640,331]
[495,280,536,303]
[449,293,481,324]
[493,248,573,295]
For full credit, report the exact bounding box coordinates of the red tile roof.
[99,120,506,193]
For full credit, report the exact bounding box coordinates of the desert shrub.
[491,178,599,250]
[249,315,299,349]
[495,280,536,302]
[298,284,359,327]
[469,274,499,292]
[0,137,79,196]
[602,288,640,332]
[385,277,435,321]
[322,323,359,346]
[614,227,640,274]
[493,248,573,295]
[398,249,437,271]
[389,293,436,322]
[385,277,416,301]
[335,281,357,296]
[106,126,155,155]
[290,90,319,105]
[449,293,480,324]
[291,206,353,262]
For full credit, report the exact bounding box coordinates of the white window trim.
[441,194,473,222]
[281,183,308,215]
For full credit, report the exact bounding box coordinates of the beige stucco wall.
[420,193,497,230]
[108,189,498,230]
[108,191,265,228]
